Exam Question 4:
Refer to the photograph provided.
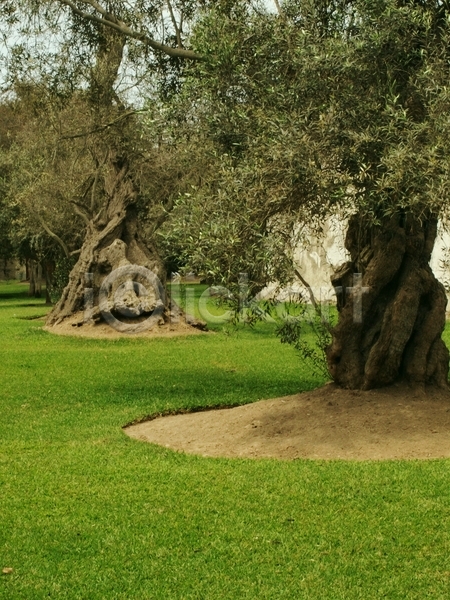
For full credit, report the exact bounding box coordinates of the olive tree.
[1,0,203,325]
[165,0,450,389]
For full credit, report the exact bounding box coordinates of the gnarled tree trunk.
[45,29,167,328]
[327,212,449,389]
[46,157,165,326]
[45,26,206,332]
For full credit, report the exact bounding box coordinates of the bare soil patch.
[44,312,208,339]
[125,383,450,460]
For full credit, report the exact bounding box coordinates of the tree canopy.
[161,0,450,286]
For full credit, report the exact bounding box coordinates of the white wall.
[260,219,450,304]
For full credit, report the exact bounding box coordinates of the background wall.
[260,219,450,305]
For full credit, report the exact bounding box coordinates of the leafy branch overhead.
[56,0,202,59]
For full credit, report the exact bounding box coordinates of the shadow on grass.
[13,302,48,307]
[0,290,29,300]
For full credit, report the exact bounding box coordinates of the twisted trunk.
[327,212,449,389]
[46,156,165,326]
[46,29,167,328]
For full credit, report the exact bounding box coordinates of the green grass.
[1,280,450,599]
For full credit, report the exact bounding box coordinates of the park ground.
[1,281,450,599]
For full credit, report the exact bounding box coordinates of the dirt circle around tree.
[43,312,209,339]
[124,383,450,460]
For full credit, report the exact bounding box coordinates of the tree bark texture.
[46,154,165,326]
[46,29,166,326]
[327,213,449,389]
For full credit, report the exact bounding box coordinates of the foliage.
[158,161,296,297]
[2,88,85,251]
[160,0,450,295]
[0,1,215,305]
[0,196,18,262]
[276,301,335,379]
[46,255,77,303]
[0,103,21,261]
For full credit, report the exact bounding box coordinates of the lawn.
[1,281,450,599]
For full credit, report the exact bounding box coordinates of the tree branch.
[148,196,175,237]
[294,267,332,332]
[70,200,91,226]
[294,268,318,310]
[60,110,138,140]
[36,214,70,258]
[90,168,100,212]
[273,0,284,16]
[166,0,183,48]
[57,0,202,60]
